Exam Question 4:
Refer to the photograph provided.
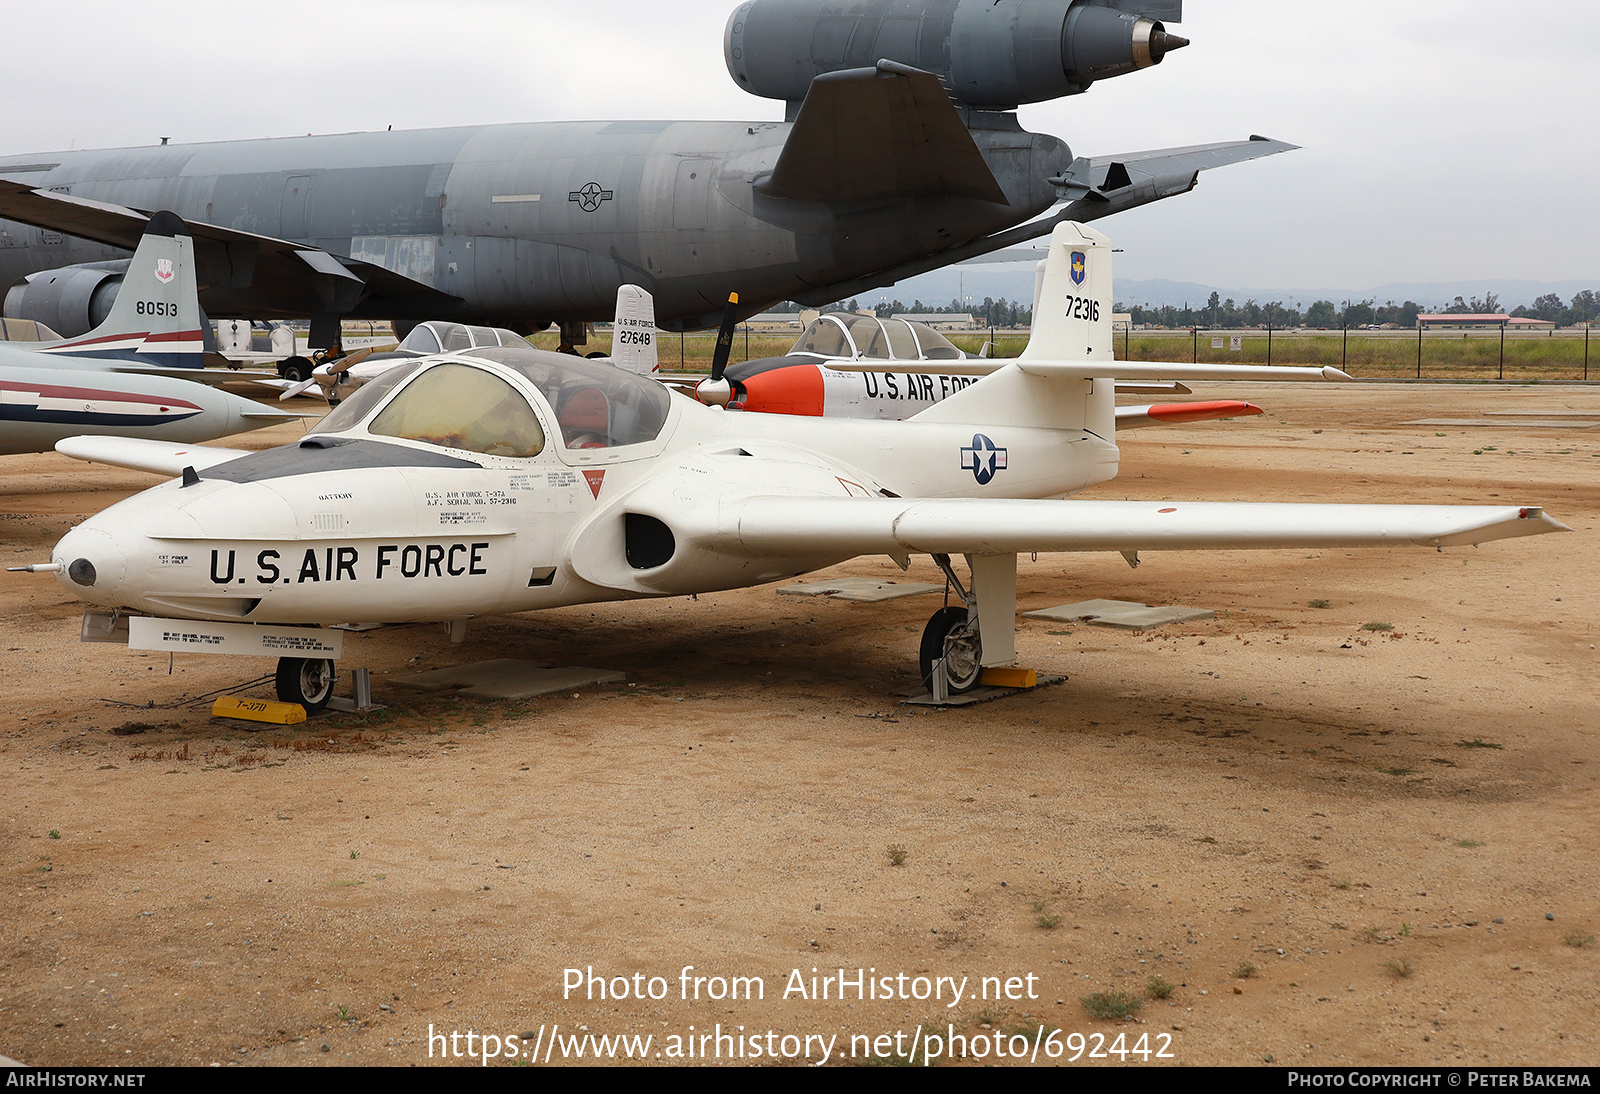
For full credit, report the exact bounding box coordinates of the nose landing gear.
[276,656,337,713]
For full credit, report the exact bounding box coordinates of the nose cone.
[53,525,129,606]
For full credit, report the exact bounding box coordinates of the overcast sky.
[3,1,1595,290]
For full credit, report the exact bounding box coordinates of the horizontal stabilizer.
[723,498,1570,558]
[761,62,1008,205]
[1018,361,1351,382]
[1114,400,1261,430]
[788,137,1297,307]
[55,436,254,476]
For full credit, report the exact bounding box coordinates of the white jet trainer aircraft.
[24,223,1567,711]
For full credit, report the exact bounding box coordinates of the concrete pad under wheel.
[391,658,624,699]
[1023,598,1215,630]
[903,674,1066,707]
[777,577,944,602]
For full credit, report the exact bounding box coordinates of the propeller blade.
[709,292,740,382]
[278,376,322,401]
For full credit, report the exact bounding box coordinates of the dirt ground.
[1,382,1596,1068]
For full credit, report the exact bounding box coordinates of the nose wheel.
[276,657,336,713]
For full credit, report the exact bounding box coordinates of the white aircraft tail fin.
[43,210,205,369]
[911,222,1114,433]
[1018,221,1114,364]
[610,284,658,374]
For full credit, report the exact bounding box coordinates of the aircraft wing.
[0,181,464,317]
[54,436,257,476]
[759,61,1008,205]
[721,498,1569,558]
[102,364,286,387]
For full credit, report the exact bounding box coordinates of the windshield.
[397,322,531,355]
[308,360,423,435]
[791,315,853,358]
[367,363,545,457]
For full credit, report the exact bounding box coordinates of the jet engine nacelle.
[724,0,1188,108]
[4,265,124,338]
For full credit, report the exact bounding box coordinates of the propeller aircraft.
[691,301,1261,428]
[18,222,1567,711]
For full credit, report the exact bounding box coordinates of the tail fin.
[1018,221,1114,364]
[43,211,205,368]
[609,284,658,375]
[911,222,1114,433]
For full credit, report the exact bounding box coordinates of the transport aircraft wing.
[0,182,464,317]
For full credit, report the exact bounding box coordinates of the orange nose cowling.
[734,365,827,416]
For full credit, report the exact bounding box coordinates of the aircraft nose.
[53,526,129,603]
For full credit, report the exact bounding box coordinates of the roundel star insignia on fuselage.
[960,433,1008,486]
[568,182,615,212]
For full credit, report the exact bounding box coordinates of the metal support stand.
[930,658,949,704]
[327,668,380,714]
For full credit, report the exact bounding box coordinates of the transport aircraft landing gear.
[276,657,336,713]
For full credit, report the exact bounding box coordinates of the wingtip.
[1322,367,1355,381]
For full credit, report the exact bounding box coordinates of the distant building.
[1418,314,1556,330]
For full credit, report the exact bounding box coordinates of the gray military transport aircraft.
[0,0,1288,351]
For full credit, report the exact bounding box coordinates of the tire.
[919,606,983,694]
[278,356,314,383]
[276,657,336,713]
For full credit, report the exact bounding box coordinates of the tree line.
[1117,290,1599,330]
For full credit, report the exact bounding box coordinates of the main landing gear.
[919,552,1019,697]
[276,657,337,713]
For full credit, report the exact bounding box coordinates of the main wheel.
[919,606,983,694]
[276,657,336,713]
[278,355,314,383]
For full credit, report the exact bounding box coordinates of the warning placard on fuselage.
[128,617,345,658]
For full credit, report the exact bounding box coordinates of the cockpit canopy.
[789,313,965,362]
[395,321,532,356]
[309,347,672,456]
